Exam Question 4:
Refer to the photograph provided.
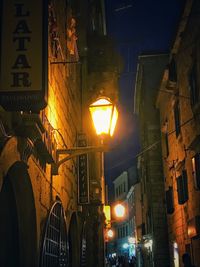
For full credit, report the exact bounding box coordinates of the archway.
[40,200,69,267]
[0,161,37,267]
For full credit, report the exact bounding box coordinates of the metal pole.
[101,150,105,205]
[100,135,106,267]
[101,150,106,267]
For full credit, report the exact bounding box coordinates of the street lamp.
[104,203,126,228]
[51,96,118,175]
[89,96,118,267]
[89,96,118,205]
[89,97,118,137]
[107,229,114,239]
[113,203,126,218]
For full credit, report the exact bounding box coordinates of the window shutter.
[165,133,169,157]
[141,223,146,235]
[189,61,199,107]
[166,186,174,214]
[177,170,188,204]
[174,101,180,137]
[168,57,177,83]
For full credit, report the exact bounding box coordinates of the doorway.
[0,161,37,267]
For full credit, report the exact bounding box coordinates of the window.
[192,153,200,190]
[116,187,118,197]
[88,2,103,34]
[40,201,69,267]
[162,120,169,156]
[122,226,125,237]
[189,61,199,107]
[117,228,120,238]
[177,170,188,204]
[174,101,181,137]
[168,56,177,83]
[125,225,128,237]
[166,186,174,214]
[141,223,146,235]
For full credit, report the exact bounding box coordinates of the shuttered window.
[174,101,181,137]
[177,170,188,204]
[189,61,199,107]
[168,57,177,83]
[165,133,169,157]
[166,186,174,214]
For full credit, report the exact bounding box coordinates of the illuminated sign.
[0,0,48,111]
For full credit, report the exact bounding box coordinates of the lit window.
[192,154,200,190]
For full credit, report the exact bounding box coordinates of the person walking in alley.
[182,253,196,267]
[129,256,136,267]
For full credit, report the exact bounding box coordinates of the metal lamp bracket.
[51,145,108,175]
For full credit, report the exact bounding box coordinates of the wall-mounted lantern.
[89,97,118,137]
[51,96,118,175]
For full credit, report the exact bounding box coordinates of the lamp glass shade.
[89,98,118,136]
[114,203,125,218]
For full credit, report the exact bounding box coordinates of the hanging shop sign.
[78,133,89,204]
[0,0,48,111]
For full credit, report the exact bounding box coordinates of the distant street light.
[123,243,129,249]
[107,229,114,239]
[114,203,126,218]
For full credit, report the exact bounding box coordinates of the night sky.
[104,0,186,185]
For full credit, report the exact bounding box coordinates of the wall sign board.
[78,133,90,205]
[0,0,48,111]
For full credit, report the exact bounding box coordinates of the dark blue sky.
[104,0,186,182]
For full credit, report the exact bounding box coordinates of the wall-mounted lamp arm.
[50,61,81,65]
[51,145,109,175]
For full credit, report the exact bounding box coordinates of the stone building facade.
[134,54,170,267]
[156,0,200,266]
[0,1,120,267]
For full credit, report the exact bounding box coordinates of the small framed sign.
[77,133,89,205]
